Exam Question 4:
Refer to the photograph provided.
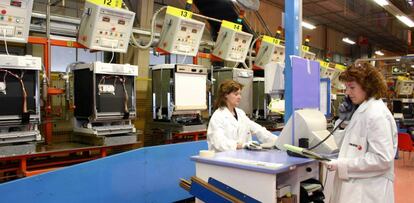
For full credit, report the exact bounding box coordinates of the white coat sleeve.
[336,114,395,180]
[247,119,277,145]
[207,116,238,152]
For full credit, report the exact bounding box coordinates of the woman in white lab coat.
[207,80,277,152]
[326,63,398,203]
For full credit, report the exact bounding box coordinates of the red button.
[112,27,116,31]
[1,10,6,15]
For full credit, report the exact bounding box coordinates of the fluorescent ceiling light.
[342,37,356,45]
[302,21,316,30]
[397,15,414,27]
[375,50,384,56]
[373,0,389,6]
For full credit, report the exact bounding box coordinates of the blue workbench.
[192,149,319,203]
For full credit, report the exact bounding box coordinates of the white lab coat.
[331,98,398,203]
[207,107,278,152]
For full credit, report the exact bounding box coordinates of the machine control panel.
[0,54,41,70]
[396,79,414,96]
[175,64,207,74]
[157,6,205,56]
[212,21,253,63]
[0,0,33,43]
[74,62,138,76]
[301,45,316,60]
[255,36,285,68]
[77,1,135,53]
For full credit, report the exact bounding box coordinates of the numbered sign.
[166,6,193,19]
[87,0,122,8]
[302,45,310,52]
[221,20,242,31]
[318,60,329,68]
[262,35,282,45]
[335,64,347,71]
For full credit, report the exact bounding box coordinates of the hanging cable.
[98,75,129,117]
[109,42,115,63]
[3,29,9,55]
[0,69,28,113]
[248,35,263,69]
[129,6,167,49]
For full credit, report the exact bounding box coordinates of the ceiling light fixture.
[375,50,385,56]
[342,37,356,45]
[373,0,389,7]
[302,21,316,30]
[397,15,414,27]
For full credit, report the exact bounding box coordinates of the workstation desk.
[191,149,319,202]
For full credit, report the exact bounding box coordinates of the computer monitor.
[275,109,338,154]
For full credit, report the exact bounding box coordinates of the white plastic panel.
[0,54,41,70]
[77,1,135,53]
[158,14,205,56]
[0,0,33,43]
[212,26,253,63]
[174,72,207,111]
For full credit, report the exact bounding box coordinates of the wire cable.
[109,42,115,63]
[3,29,9,55]
[0,69,28,113]
[248,35,263,69]
[129,6,167,49]
[308,119,345,150]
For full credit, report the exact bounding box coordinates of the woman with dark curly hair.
[325,63,398,203]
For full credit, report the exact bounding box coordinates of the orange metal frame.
[0,144,132,179]
[27,36,87,144]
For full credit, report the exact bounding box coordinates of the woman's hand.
[323,159,339,171]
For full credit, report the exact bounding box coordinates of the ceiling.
[264,0,414,54]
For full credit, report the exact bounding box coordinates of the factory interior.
[0,0,414,202]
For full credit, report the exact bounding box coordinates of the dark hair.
[338,63,387,99]
[214,80,244,110]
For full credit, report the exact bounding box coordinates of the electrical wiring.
[98,75,129,115]
[109,42,115,64]
[248,35,263,69]
[3,29,9,55]
[0,69,28,113]
[129,6,167,49]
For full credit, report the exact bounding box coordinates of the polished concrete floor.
[395,151,414,203]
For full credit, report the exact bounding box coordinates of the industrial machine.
[77,1,135,53]
[395,76,414,97]
[301,46,316,61]
[151,64,208,132]
[319,61,339,80]
[254,36,285,68]
[212,67,253,117]
[157,6,205,56]
[252,77,266,119]
[0,55,42,153]
[71,62,138,145]
[393,99,414,126]
[0,0,33,43]
[212,20,253,63]
[252,62,285,128]
[275,109,338,154]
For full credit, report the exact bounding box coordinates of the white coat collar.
[353,98,375,114]
[345,98,375,130]
[220,107,239,125]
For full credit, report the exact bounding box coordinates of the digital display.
[102,16,110,22]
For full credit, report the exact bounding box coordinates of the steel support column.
[284,0,302,122]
